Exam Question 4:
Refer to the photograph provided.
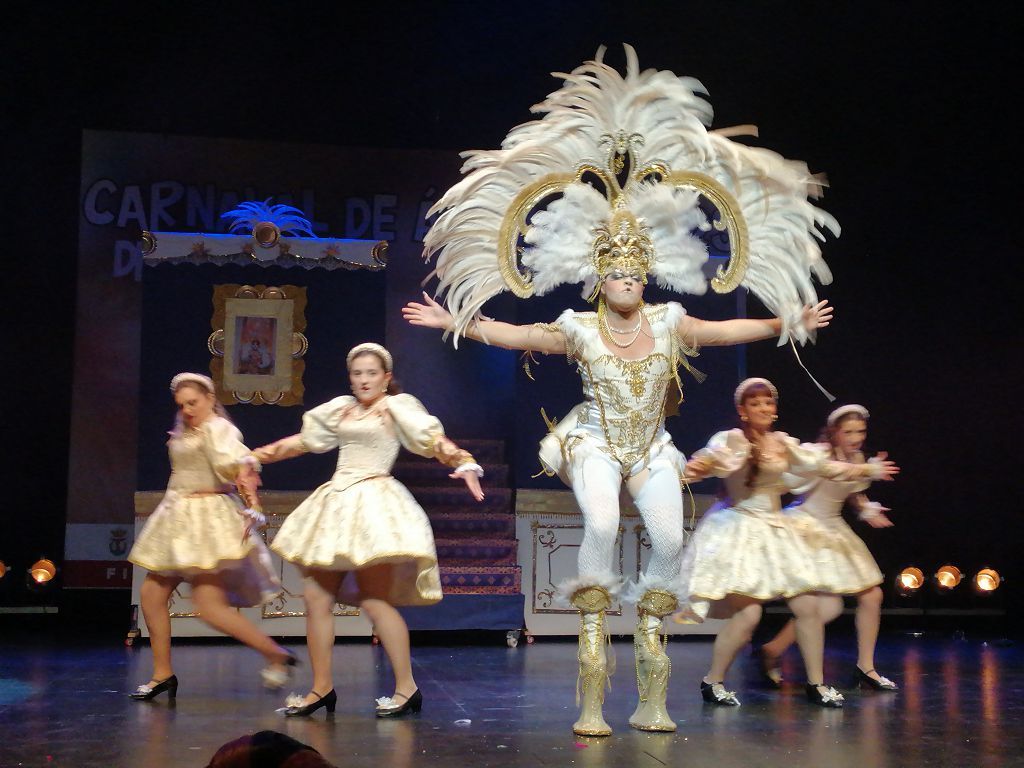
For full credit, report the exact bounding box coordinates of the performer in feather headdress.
[404,46,837,735]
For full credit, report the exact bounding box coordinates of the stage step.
[407,438,521,612]
[439,565,521,595]
[427,510,516,539]
[409,486,511,511]
[401,438,505,464]
[393,461,510,487]
[435,537,517,565]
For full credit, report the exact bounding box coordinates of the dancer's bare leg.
[855,586,884,679]
[787,593,831,691]
[761,618,796,660]
[190,575,290,661]
[763,595,844,650]
[139,573,182,684]
[706,597,762,683]
[357,564,417,700]
[299,569,345,705]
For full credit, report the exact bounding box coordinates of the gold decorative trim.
[209,284,308,406]
[497,172,575,297]
[664,171,748,293]
[530,522,625,616]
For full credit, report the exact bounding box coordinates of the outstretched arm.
[251,434,308,465]
[403,293,566,355]
[677,300,833,347]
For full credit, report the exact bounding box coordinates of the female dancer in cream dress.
[405,283,832,734]
[756,404,898,691]
[128,373,293,701]
[678,379,898,708]
[253,343,484,718]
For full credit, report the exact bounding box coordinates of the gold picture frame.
[208,285,308,405]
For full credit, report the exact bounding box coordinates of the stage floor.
[1,631,1020,767]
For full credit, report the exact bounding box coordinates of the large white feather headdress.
[424,45,838,344]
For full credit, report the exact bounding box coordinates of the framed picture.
[208,285,308,405]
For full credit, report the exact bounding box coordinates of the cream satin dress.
[128,416,280,607]
[677,429,864,622]
[269,394,444,606]
[782,449,885,594]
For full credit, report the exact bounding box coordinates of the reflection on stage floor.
[0,631,1020,768]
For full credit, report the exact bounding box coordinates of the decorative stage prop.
[141,198,389,271]
[208,284,308,406]
[515,490,722,636]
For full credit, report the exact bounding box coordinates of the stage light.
[895,567,924,596]
[973,568,1002,594]
[28,559,56,585]
[0,560,7,579]
[934,565,963,591]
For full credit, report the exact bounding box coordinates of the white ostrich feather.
[630,183,709,296]
[702,134,839,343]
[424,45,837,342]
[521,182,610,297]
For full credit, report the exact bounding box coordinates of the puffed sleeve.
[692,429,750,478]
[781,441,829,493]
[200,417,259,483]
[782,470,819,495]
[387,394,480,471]
[300,395,355,454]
[781,435,874,484]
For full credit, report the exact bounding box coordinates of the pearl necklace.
[597,298,646,348]
[601,315,642,347]
[608,318,641,334]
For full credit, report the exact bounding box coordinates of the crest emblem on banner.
[109,528,129,557]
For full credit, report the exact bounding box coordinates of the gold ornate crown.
[590,208,654,284]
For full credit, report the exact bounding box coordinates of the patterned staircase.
[392,439,524,631]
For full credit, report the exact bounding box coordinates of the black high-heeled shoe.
[855,667,898,691]
[700,680,740,706]
[282,689,337,717]
[753,646,783,689]
[805,683,844,708]
[129,675,178,701]
[375,689,422,718]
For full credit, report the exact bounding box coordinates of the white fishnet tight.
[572,449,684,582]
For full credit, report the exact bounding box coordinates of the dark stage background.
[4,3,1020,622]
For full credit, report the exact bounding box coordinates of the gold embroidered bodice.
[786,447,871,519]
[166,417,249,493]
[697,430,864,519]
[300,394,450,493]
[556,302,691,469]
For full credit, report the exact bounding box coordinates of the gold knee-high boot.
[629,588,678,732]
[571,586,614,737]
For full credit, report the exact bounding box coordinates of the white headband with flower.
[170,372,216,394]
[346,342,393,372]
[734,377,779,406]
